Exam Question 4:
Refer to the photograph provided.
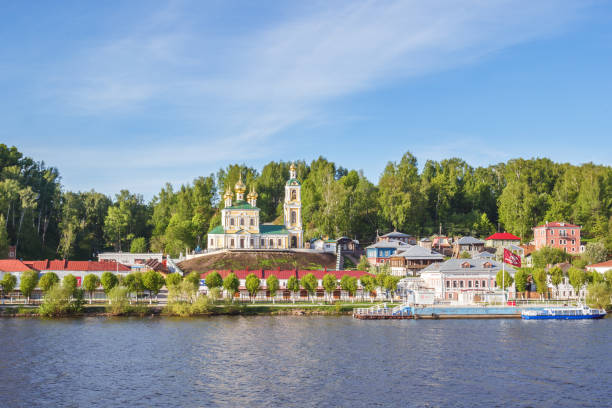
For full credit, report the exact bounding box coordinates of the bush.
[106,286,131,315]
[586,282,612,310]
[165,296,213,317]
[39,284,84,317]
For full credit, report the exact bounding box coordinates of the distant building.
[453,236,485,258]
[310,239,337,253]
[418,237,432,250]
[366,240,410,265]
[377,230,416,245]
[388,246,444,276]
[420,258,516,303]
[98,252,164,271]
[431,235,453,256]
[485,232,521,248]
[532,221,581,254]
[586,260,612,274]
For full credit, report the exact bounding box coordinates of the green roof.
[286,178,301,186]
[208,224,289,235]
[225,200,259,210]
[260,224,290,235]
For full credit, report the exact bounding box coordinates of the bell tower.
[284,163,303,248]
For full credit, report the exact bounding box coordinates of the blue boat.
[521,305,607,320]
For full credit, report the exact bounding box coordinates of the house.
[336,237,360,255]
[418,237,433,250]
[388,245,444,276]
[420,258,516,303]
[431,235,453,256]
[201,269,376,301]
[586,260,612,274]
[310,239,337,253]
[377,230,416,245]
[98,252,164,271]
[452,236,485,258]
[485,232,521,248]
[532,221,581,254]
[365,240,410,265]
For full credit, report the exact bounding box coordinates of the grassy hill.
[178,251,337,273]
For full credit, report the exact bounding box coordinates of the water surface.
[1,316,610,407]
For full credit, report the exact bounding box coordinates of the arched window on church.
[269,239,274,247]
[240,218,244,226]
[230,239,235,247]
[291,190,297,200]
[291,211,296,224]
[250,218,254,226]
[230,218,234,226]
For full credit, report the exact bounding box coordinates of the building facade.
[208,164,304,250]
[485,232,521,248]
[532,221,581,253]
[388,245,444,276]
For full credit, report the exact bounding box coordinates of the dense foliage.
[2,144,611,259]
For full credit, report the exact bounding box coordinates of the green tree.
[340,275,358,302]
[460,251,471,259]
[572,258,588,270]
[100,272,118,296]
[39,283,84,317]
[165,272,183,288]
[142,270,165,303]
[495,269,514,292]
[584,242,607,265]
[514,269,529,294]
[360,274,376,302]
[266,274,280,304]
[223,272,239,302]
[39,272,60,293]
[123,272,144,303]
[585,282,612,310]
[1,273,17,303]
[568,267,587,300]
[83,274,101,304]
[205,271,223,289]
[130,237,147,253]
[245,273,261,303]
[322,273,337,303]
[287,276,300,303]
[532,268,549,299]
[532,247,570,269]
[62,274,78,297]
[383,275,400,301]
[19,269,39,303]
[604,270,612,287]
[183,271,201,302]
[106,286,130,315]
[301,273,318,303]
[357,256,370,271]
[549,266,564,298]
[0,214,9,256]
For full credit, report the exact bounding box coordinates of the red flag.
[503,248,521,267]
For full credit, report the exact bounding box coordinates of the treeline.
[1,144,611,259]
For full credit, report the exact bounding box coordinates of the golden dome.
[247,185,258,199]
[290,162,296,172]
[223,187,233,198]
[234,175,246,193]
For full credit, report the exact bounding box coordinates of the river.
[0,316,610,407]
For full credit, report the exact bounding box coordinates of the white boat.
[521,305,607,320]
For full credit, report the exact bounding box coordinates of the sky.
[1,0,611,199]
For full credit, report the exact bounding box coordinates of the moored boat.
[521,305,607,320]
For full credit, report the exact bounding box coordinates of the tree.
[19,269,39,304]
[266,274,279,304]
[532,268,548,299]
[63,274,78,297]
[39,272,60,293]
[460,251,471,259]
[383,275,400,301]
[514,269,529,294]
[83,274,101,304]
[142,270,165,303]
[245,273,261,303]
[360,275,376,302]
[340,275,358,302]
[123,272,144,303]
[0,214,9,256]
[205,271,223,290]
[357,256,370,271]
[223,273,239,302]
[584,242,607,265]
[549,266,564,298]
[301,273,318,303]
[287,276,300,303]
[165,272,183,288]
[100,272,118,296]
[1,273,17,303]
[531,247,570,269]
[604,270,612,288]
[183,272,201,302]
[585,282,612,310]
[130,237,147,253]
[322,273,337,303]
[568,267,587,300]
[495,269,514,292]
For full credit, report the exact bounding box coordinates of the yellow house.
[207,164,303,250]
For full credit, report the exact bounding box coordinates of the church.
[207,163,303,250]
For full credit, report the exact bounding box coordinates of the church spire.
[235,174,246,201]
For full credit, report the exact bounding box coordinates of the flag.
[503,248,521,267]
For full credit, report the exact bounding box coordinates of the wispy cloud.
[38,0,586,194]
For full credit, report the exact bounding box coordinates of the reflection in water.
[0,317,610,407]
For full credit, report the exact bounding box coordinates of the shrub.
[106,286,130,315]
[39,284,84,317]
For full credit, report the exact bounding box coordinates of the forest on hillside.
[1,143,611,259]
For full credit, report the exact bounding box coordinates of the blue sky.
[1,0,611,199]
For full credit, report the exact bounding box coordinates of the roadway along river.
[1,316,611,407]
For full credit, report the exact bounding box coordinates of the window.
[250,239,254,247]
[278,239,282,246]
[572,230,575,235]
[291,211,296,224]
[261,239,265,246]
[230,218,235,226]
[475,280,479,288]
[250,218,254,226]
[453,281,457,288]
[210,238,214,246]
[240,218,244,226]
[551,239,554,245]
[572,240,575,244]
[269,239,274,247]
[482,280,486,287]
[468,281,472,288]
[291,190,297,200]
[446,281,450,288]
[230,239,235,247]
[460,281,464,288]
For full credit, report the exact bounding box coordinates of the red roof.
[0,259,32,272]
[587,260,612,269]
[25,260,131,272]
[485,232,521,241]
[533,222,580,229]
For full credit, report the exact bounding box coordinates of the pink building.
[532,222,581,254]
